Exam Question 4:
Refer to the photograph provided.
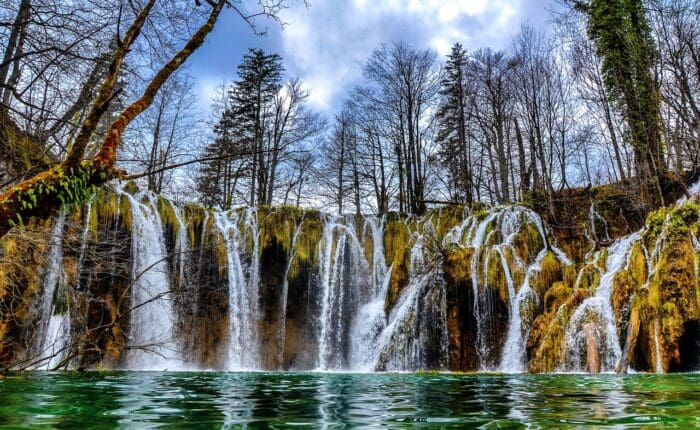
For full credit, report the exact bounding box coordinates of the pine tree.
[196,49,284,207]
[436,43,472,204]
[229,48,283,205]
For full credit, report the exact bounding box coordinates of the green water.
[0,372,697,428]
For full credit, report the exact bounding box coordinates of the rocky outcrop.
[0,182,698,373]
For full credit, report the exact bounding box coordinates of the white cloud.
[279,0,533,112]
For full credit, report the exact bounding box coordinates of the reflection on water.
[0,372,697,428]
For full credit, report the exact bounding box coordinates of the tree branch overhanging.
[0,0,228,238]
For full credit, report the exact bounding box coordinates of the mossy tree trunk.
[0,0,226,238]
[583,0,666,205]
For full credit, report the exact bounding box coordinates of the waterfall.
[276,221,301,368]
[122,191,180,370]
[442,206,553,372]
[365,216,388,296]
[469,211,499,368]
[316,216,346,369]
[499,249,544,373]
[372,219,449,371]
[316,215,371,370]
[32,213,68,369]
[214,208,261,370]
[497,207,561,372]
[12,184,699,373]
[349,264,392,371]
[565,232,640,372]
[348,217,390,370]
[373,271,448,371]
[653,318,664,373]
[170,201,189,292]
[589,203,611,243]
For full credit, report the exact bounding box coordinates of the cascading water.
[122,191,180,370]
[348,217,390,371]
[14,183,698,373]
[499,249,545,373]
[372,219,449,371]
[468,212,499,368]
[565,232,640,372]
[316,215,373,370]
[589,203,611,243]
[214,208,261,370]
[276,222,301,368]
[442,206,556,372]
[32,213,68,370]
[365,217,389,297]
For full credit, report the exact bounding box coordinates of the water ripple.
[0,372,697,428]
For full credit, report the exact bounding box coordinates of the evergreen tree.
[436,43,473,204]
[196,48,284,207]
[228,48,284,205]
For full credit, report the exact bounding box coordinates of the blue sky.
[188,0,556,114]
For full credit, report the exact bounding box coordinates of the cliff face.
[0,182,698,373]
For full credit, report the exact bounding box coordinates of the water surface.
[0,372,697,428]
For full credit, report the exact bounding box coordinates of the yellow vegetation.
[538,251,563,296]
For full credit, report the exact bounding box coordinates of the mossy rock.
[157,196,181,240]
[432,206,465,239]
[443,246,474,284]
[484,248,510,305]
[543,281,571,314]
[537,251,563,296]
[288,215,324,280]
[628,242,648,286]
[384,219,411,310]
[562,265,578,290]
[512,221,544,265]
[527,307,568,373]
[646,237,699,371]
[644,201,700,247]
[611,269,639,342]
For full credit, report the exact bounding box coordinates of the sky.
[188,0,556,114]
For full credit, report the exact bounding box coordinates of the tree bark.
[0,0,226,238]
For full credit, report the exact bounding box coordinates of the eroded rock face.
[0,185,698,373]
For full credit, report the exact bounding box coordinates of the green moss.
[443,247,474,284]
[485,249,509,304]
[563,265,578,290]
[611,269,637,326]
[504,246,525,287]
[628,242,648,286]
[288,214,324,280]
[640,232,699,371]
[538,251,563,295]
[574,264,601,293]
[157,196,180,239]
[183,204,208,247]
[209,228,229,276]
[543,281,571,314]
[384,219,411,309]
[512,221,544,264]
[91,190,117,233]
[528,306,569,373]
[118,194,132,231]
[432,206,465,239]
[470,201,490,221]
[645,201,700,246]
